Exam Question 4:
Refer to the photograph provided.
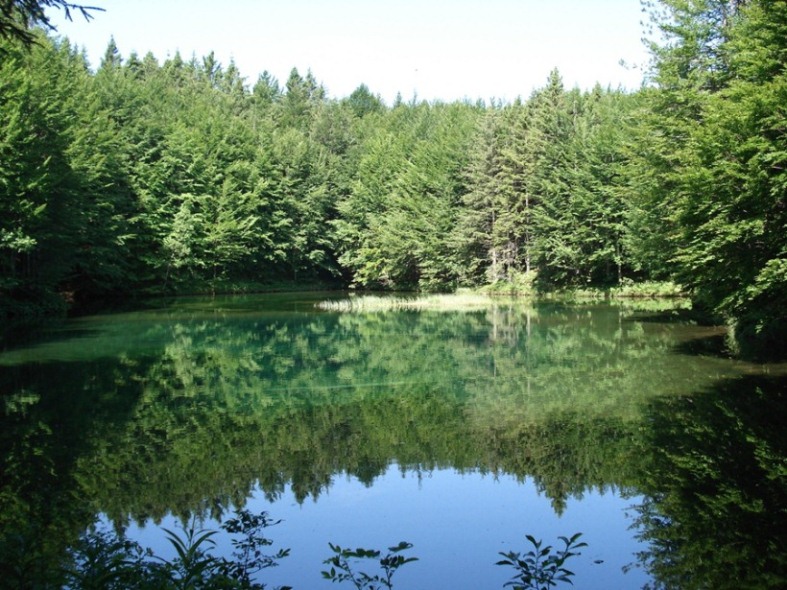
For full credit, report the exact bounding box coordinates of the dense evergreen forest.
[1,0,785,357]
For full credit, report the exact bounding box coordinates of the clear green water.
[1,292,785,588]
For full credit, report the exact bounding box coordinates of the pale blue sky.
[49,0,651,103]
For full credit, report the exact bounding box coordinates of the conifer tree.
[639,0,787,355]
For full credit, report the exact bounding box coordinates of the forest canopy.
[0,0,784,358]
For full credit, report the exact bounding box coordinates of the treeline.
[1,0,785,356]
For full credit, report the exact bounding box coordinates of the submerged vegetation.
[0,0,785,357]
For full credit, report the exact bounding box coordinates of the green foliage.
[479,269,537,296]
[335,101,478,291]
[159,522,221,588]
[322,541,417,590]
[0,1,102,47]
[63,510,290,589]
[59,526,592,590]
[219,511,291,586]
[609,280,685,299]
[455,75,639,292]
[345,84,385,118]
[3,2,786,356]
[64,528,150,590]
[0,33,134,318]
[497,533,587,590]
[632,375,787,589]
[628,0,787,357]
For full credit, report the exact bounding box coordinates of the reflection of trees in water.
[0,300,769,585]
[83,303,709,516]
[0,357,151,586]
[632,375,787,589]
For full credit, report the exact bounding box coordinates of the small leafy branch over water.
[497,533,588,590]
[322,541,417,590]
[62,510,584,589]
[321,535,586,590]
[64,510,291,589]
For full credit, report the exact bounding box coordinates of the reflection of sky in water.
[117,466,650,590]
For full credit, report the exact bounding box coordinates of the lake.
[1,292,786,589]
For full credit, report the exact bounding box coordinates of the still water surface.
[1,292,785,588]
